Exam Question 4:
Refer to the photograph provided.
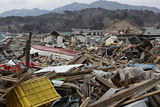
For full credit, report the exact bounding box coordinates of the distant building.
[4,32,18,38]
[41,31,60,43]
[88,30,104,36]
[143,27,155,30]
[143,26,160,35]
[72,28,104,36]
[143,29,160,35]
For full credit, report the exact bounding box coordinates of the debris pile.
[1,31,160,107]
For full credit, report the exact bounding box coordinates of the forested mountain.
[1,0,160,17]
[0,8,159,33]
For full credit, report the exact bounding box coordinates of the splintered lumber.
[95,75,117,89]
[64,75,85,82]
[97,66,115,71]
[84,54,111,65]
[88,77,160,107]
[67,54,111,65]
[89,59,102,68]
[63,83,80,90]
[66,56,81,65]
[120,89,160,106]
[0,89,9,93]
[130,76,160,99]
[0,71,33,103]
[43,71,56,79]
[75,56,88,64]
[109,99,124,107]
[51,69,92,79]
[0,76,18,83]
[80,97,91,107]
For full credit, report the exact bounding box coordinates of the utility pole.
[25,32,32,71]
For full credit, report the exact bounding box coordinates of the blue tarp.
[129,64,154,70]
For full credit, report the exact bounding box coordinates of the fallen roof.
[34,64,83,73]
[31,45,80,60]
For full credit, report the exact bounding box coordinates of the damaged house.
[41,31,60,43]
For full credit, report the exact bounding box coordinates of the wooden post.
[26,32,32,70]
[124,73,129,88]
[82,75,91,99]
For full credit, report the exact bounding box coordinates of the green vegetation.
[0,8,159,33]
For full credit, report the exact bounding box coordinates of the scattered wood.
[0,71,33,103]
[80,97,91,107]
[88,77,160,107]
[0,76,18,83]
[120,89,160,106]
[43,71,56,79]
[96,75,117,89]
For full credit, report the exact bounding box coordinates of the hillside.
[53,0,160,13]
[1,0,160,17]
[0,8,50,17]
[0,8,160,33]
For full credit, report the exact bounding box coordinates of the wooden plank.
[97,66,115,71]
[88,77,160,107]
[43,71,56,79]
[63,83,80,90]
[109,99,124,107]
[66,56,81,65]
[75,56,87,64]
[0,76,18,82]
[131,77,160,99]
[120,89,160,106]
[0,89,9,93]
[89,59,102,68]
[0,71,33,103]
[84,54,111,65]
[96,75,117,89]
[7,74,16,77]
[80,97,91,107]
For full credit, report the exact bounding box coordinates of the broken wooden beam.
[0,76,18,83]
[95,75,117,89]
[80,97,91,107]
[120,89,160,106]
[88,77,160,107]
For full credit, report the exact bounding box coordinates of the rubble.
[1,29,160,107]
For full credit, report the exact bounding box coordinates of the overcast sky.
[0,0,160,13]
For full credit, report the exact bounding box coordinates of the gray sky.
[0,0,160,13]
